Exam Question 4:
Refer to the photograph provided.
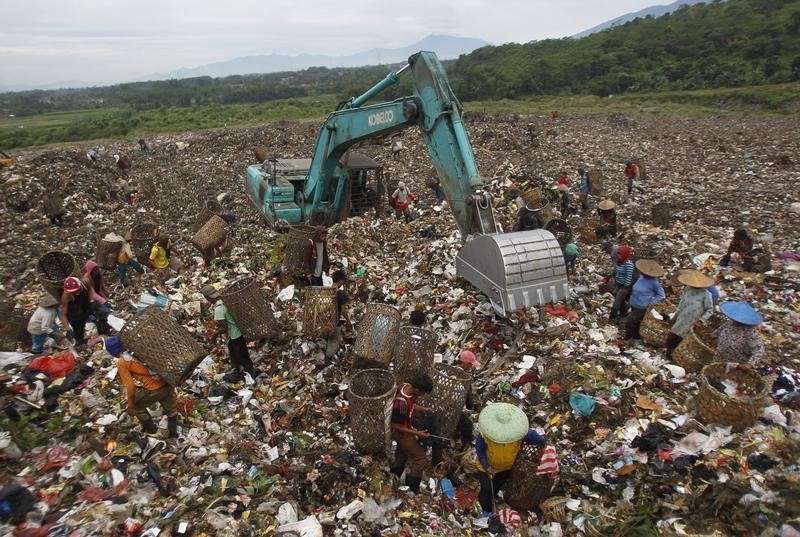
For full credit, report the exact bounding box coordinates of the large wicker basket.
[220,277,279,340]
[504,443,557,511]
[588,169,604,196]
[697,362,771,432]
[96,234,122,270]
[118,307,206,386]
[0,305,31,352]
[130,222,158,262]
[347,368,396,455]
[191,214,227,253]
[522,189,554,222]
[193,198,223,232]
[544,218,572,247]
[673,322,718,373]
[640,304,673,348]
[392,326,436,384]
[651,205,674,228]
[37,251,79,299]
[352,303,401,367]
[302,286,338,338]
[283,225,317,273]
[417,363,472,438]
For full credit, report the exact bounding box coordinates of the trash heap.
[1,113,799,536]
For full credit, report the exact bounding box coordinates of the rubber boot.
[167,416,178,439]
[139,416,158,435]
[406,476,421,493]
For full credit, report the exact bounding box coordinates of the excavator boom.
[246,51,569,316]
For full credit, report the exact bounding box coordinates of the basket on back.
[544,218,572,247]
[0,304,32,352]
[352,303,400,370]
[302,286,338,339]
[96,234,122,270]
[416,363,472,438]
[191,214,227,253]
[347,368,396,455]
[673,317,720,373]
[283,225,317,274]
[640,304,673,348]
[392,326,436,384]
[697,362,772,432]
[130,222,158,262]
[193,198,223,232]
[220,277,280,340]
[504,443,557,511]
[587,169,605,196]
[118,307,206,386]
[37,251,79,299]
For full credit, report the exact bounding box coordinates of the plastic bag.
[24,352,75,379]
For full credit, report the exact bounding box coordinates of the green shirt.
[213,300,242,340]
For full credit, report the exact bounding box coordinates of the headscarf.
[83,260,108,299]
[616,246,632,264]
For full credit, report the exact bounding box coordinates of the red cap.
[459,350,480,366]
[63,276,81,294]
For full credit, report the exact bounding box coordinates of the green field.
[2,83,798,151]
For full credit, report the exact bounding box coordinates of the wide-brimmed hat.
[201,284,219,300]
[459,349,480,367]
[719,301,763,325]
[677,270,714,289]
[478,403,529,444]
[397,181,406,189]
[598,199,616,211]
[635,259,665,278]
[39,295,59,308]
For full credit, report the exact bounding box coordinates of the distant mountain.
[165,34,488,79]
[573,0,712,38]
[0,79,94,92]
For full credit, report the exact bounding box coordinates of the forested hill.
[450,0,800,98]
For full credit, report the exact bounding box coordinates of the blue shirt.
[579,172,591,194]
[629,275,666,309]
[614,260,634,287]
[707,285,720,303]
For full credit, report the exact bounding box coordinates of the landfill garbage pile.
[1,113,799,536]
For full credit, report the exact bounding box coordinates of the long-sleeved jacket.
[27,307,59,335]
[117,354,167,407]
[671,287,713,337]
[629,276,665,310]
[614,260,635,287]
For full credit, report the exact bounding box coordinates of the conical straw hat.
[598,199,616,211]
[478,403,529,444]
[677,270,714,289]
[635,259,665,277]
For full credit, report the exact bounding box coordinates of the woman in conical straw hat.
[713,301,765,366]
[625,259,666,340]
[474,403,546,517]
[665,270,714,358]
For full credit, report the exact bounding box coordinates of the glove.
[65,329,74,340]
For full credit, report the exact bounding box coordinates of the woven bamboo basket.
[347,368,396,455]
[191,214,227,253]
[522,189,554,222]
[540,496,569,523]
[118,307,206,386]
[130,222,158,262]
[193,198,223,232]
[640,304,673,348]
[37,251,79,299]
[352,303,401,366]
[673,321,718,373]
[220,277,279,340]
[697,362,771,432]
[302,286,338,338]
[417,363,472,438]
[588,169,604,196]
[392,326,436,384]
[743,249,772,273]
[544,218,572,246]
[283,225,317,273]
[651,205,674,228]
[96,235,122,270]
[0,306,31,352]
[504,443,557,511]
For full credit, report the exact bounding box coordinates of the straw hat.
[201,284,220,301]
[598,199,616,211]
[39,295,59,308]
[635,259,665,278]
[719,301,763,325]
[478,403,529,444]
[677,270,714,289]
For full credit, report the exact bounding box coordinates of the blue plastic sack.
[569,392,596,417]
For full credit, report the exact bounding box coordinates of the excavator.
[246,51,568,317]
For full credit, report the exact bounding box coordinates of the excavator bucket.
[455,229,569,317]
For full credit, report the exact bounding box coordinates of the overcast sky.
[2,0,663,90]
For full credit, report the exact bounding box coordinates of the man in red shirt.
[624,160,645,195]
[390,374,434,492]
